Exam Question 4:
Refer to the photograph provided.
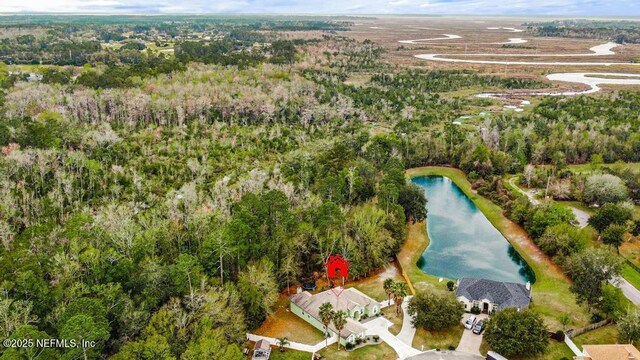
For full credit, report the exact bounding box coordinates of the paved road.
[397,296,417,347]
[611,276,640,306]
[456,314,488,356]
[407,350,484,360]
[509,177,590,228]
[508,177,540,205]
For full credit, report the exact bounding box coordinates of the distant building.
[290,287,380,346]
[252,339,271,359]
[456,278,531,313]
[575,344,640,360]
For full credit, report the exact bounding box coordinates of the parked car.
[472,319,485,334]
[302,281,317,291]
[464,315,477,329]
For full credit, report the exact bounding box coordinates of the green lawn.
[480,338,574,360]
[269,348,312,360]
[404,167,590,330]
[254,295,325,345]
[572,325,619,347]
[381,307,403,335]
[348,262,405,302]
[622,264,640,292]
[318,342,397,359]
[565,162,640,175]
[412,326,463,351]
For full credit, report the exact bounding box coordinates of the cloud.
[0,0,638,15]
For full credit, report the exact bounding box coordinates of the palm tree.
[318,302,334,347]
[332,310,348,350]
[392,281,408,316]
[383,278,394,307]
[276,337,290,352]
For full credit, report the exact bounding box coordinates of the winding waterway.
[412,176,534,284]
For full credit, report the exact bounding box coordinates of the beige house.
[290,287,380,346]
[575,344,640,360]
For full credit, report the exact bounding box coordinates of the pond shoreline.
[402,167,590,330]
[411,174,535,284]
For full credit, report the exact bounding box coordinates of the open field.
[404,167,590,330]
[340,16,640,96]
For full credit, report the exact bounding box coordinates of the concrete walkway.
[397,296,417,346]
[363,317,422,359]
[246,333,337,353]
[611,276,640,306]
[508,177,540,205]
[569,207,590,228]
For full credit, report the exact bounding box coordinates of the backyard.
[317,342,398,359]
[253,294,326,345]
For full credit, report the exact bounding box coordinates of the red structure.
[326,255,349,279]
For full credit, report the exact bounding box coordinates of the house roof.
[254,339,271,351]
[455,278,531,310]
[290,287,374,339]
[582,344,640,360]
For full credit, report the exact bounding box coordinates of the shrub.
[471,305,481,315]
[373,335,380,342]
[591,313,604,323]
[448,345,456,350]
[447,281,455,291]
[555,330,565,341]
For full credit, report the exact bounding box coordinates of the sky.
[0,0,639,16]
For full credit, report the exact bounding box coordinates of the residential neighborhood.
[1,9,640,360]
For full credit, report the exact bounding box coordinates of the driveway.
[611,276,640,305]
[456,314,488,356]
[397,296,417,346]
[363,316,421,359]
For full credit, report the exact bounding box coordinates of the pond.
[412,176,535,284]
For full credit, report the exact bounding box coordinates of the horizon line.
[1,13,640,18]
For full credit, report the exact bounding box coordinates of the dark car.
[302,282,317,291]
[472,319,485,334]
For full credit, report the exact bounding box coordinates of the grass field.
[572,325,619,348]
[622,263,640,291]
[404,167,590,330]
[480,336,575,360]
[348,262,405,302]
[381,307,403,335]
[412,326,463,352]
[317,342,397,359]
[253,294,325,345]
[268,348,312,360]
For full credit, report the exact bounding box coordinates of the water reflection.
[412,175,535,284]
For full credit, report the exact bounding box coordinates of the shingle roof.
[254,339,270,350]
[290,287,374,339]
[455,278,531,310]
[583,344,640,360]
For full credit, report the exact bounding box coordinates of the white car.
[464,315,477,329]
